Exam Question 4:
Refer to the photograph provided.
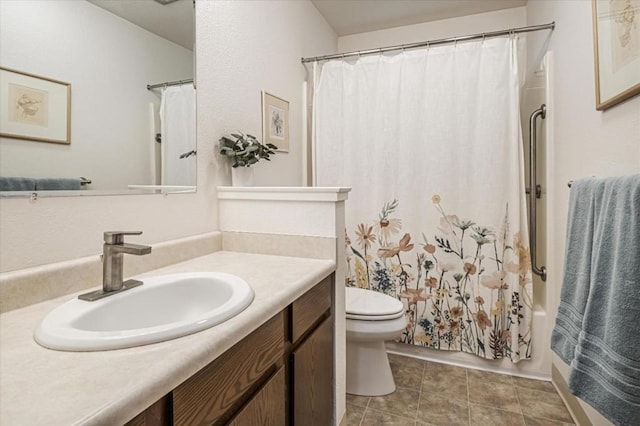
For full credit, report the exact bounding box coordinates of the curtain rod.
[147,79,194,90]
[301,21,555,63]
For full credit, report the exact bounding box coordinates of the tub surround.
[0,231,222,314]
[0,251,335,425]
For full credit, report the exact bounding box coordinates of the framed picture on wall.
[592,0,640,110]
[0,67,71,144]
[262,91,289,152]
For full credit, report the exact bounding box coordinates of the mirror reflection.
[0,0,196,196]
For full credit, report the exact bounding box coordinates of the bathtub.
[386,305,552,380]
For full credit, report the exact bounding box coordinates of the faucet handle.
[104,231,143,244]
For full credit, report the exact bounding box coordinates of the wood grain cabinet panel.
[125,394,171,426]
[228,367,286,426]
[129,274,335,426]
[291,276,332,343]
[173,313,285,425]
[292,317,334,426]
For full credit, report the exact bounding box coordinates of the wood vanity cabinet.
[291,317,333,426]
[126,274,334,426]
[290,276,333,426]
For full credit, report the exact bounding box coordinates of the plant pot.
[231,167,254,186]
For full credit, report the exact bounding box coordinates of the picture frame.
[262,91,289,152]
[0,67,71,144]
[592,0,640,110]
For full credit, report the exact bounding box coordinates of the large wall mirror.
[0,0,196,197]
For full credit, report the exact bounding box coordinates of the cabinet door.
[228,367,286,426]
[173,313,284,425]
[291,317,333,426]
[125,394,171,426]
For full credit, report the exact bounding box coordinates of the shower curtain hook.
[482,33,486,43]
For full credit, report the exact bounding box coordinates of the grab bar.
[525,186,542,198]
[529,104,547,281]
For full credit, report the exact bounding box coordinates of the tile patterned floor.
[342,353,575,426]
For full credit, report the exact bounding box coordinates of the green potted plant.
[219,132,277,186]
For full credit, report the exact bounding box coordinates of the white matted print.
[592,0,640,110]
[262,91,289,152]
[0,67,71,144]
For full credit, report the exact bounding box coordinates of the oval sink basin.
[34,272,254,351]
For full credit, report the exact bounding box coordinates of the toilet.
[345,287,407,396]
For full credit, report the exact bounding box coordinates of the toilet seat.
[346,311,405,320]
[345,287,404,321]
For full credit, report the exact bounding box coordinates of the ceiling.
[311,0,528,36]
[88,0,194,50]
[87,0,528,49]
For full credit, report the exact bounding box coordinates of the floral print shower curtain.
[314,37,533,362]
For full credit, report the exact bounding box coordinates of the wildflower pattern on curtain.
[346,198,534,362]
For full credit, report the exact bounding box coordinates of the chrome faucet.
[78,231,152,301]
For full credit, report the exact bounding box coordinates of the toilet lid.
[346,287,404,320]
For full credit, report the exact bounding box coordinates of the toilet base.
[346,339,396,396]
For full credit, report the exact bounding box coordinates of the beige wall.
[202,0,337,187]
[526,1,640,425]
[0,1,336,273]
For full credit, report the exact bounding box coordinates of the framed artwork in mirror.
[262,91,289,152]
[592,0,640,110]
[0,67,71,144]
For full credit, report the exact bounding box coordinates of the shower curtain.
[313,37,533,362]
[160,85,196,186]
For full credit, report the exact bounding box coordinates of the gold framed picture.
[592,0,640,110]
[262,91,289,152]
[0,67,71,144]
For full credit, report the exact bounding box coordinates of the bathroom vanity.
[0,251,336,425]
[129,275,333,425]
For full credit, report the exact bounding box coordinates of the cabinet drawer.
[228,366,286,426]
[291,275,332,343]
[173,312,285,425]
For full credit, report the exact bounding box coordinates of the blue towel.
[551,174,640,426]
[34,178,81,190]
[551,178,603,364]
[0,176,36,191]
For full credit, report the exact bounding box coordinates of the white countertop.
[0,251,335,425]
